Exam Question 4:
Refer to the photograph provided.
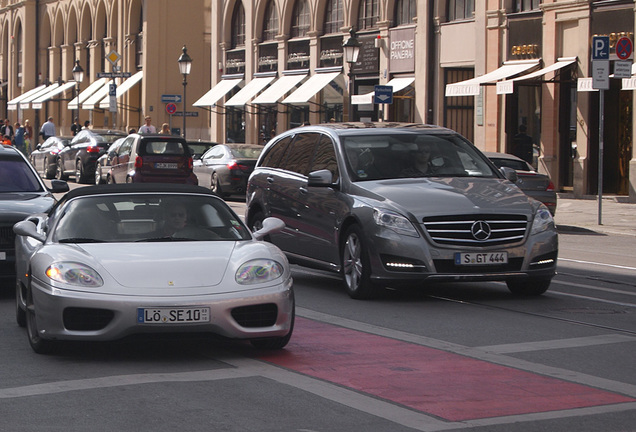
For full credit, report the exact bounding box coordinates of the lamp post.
[72,60,84,124]
[342,28,360,122]
[177,45,192,138]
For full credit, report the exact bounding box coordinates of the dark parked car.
[0,144,68,286]
[187,140,218,159]
[484,152,557,216]
[193,143,263,196]
[246,123,558,299]
[30,136,72,179]
[109,133,198,185]
[56,129,127,184]
[95,137,126,184]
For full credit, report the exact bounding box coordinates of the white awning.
[7,85,48,110]
[81,81,112,109]
[351,77,415,105]
[224,76,275,107]
[97,71,143,109]
[68,78,109,110]
[621,63,636,90]
[282,71,341,104]
[497,57,577,94]
[445,60,540,97]
[252,73,307,104]
[31,82,77,109]
[10,84,59,110]
[192,77,243,107]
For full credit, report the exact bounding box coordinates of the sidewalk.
[554,193,636,237]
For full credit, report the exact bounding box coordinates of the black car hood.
[352,177,537,219]
[0,192,55,222]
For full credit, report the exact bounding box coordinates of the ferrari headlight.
[236,259,284,285]
[373,208,419,237]
[530,204,555,235]
[45,262,104,287]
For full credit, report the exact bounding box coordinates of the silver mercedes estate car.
[245,123,558,299]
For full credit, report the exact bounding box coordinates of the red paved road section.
[258,318,634,421]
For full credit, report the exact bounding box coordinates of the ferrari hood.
[77,242,236,288]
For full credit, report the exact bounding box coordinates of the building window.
[444,68,475,142]
[324,0,343,35]
[513,0,540,12]
[263,0,278,42]
[447,0,474,21]
[358,0,379,30]
[136,13,143,71]
[16,25,23,87]
[232,2,246,48]
[395,0,416,26]
[291,0,311,38]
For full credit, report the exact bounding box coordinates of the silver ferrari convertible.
[13,184,294,354]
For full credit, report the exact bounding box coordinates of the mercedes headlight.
[373,209,419,237]
[236,259,284,285]
[530,204,555,235]
[46,262,104,287]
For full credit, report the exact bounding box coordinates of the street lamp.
[342,28,360,122]
[177,45,192,138]
[72,60,84,123]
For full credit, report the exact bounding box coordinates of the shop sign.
[320,36,344,68]
[287,40,310,70]
[352,36,380,74]
[389,27,415,73]
[226,50,245,74]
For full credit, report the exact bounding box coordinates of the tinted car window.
[490,157,531,172]
[281,133,319,176]
[260,136,292,168]
[310,134,339,182]
[0,159,44,192]
[141,140,186,155]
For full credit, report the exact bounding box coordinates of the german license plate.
[137,307,210,324]
[155,162,178,169]
[455,252,508,265]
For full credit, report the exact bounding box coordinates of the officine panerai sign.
[389,26,415,73]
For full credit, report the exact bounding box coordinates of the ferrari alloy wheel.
[25,286,55,354]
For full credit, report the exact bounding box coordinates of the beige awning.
[68,78,109,110]
[7,85,48,110]
[496,57,577,94]
[97,71,143,109]
[282,71,341,104]
[252,73,307,104]
[445,60,540,97]
[351,77,415,105]
[31,82,77,109]
[224,76,275,107]
[193,77,243,107]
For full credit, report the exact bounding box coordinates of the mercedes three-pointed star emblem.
[471,221,492,241]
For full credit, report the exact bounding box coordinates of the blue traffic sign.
[374,85,393,104]
[592,36,610,60]
[161,94,182,103]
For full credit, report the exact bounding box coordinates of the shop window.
[395,0,416,26]
[16,25,22,87]
[263,0,278,42]
[232,2,246,48]
[291,0,311,38]
[358,0,379,30]
[324,0,343,35]
[447,0,474,21]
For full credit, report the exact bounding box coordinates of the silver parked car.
[14,183,294,353]
[484,151,557,216]
[246,123,558,299]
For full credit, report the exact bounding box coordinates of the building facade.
[0,0,211,141]
[2,0,634,201]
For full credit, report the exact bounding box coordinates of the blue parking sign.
[592,36,610,60]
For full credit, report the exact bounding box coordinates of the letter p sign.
[592,36,610,60]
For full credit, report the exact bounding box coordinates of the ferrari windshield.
[342,133,498,181]
[54,193,251,243]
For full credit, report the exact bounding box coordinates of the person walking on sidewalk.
[40,116,56,142]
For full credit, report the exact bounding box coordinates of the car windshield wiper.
[135,236,195,242]
[58,238,106,243]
